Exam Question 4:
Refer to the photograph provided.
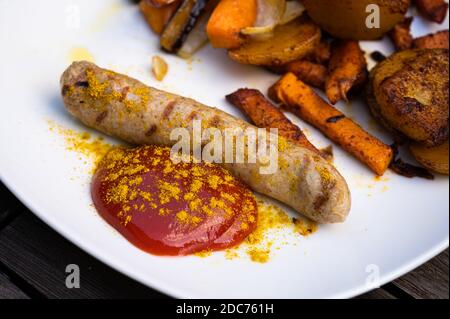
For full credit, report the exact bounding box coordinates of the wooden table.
[0,182,448,299]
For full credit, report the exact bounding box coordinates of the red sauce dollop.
[92,145,257,256]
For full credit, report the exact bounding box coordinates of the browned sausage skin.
[61,61,351,223]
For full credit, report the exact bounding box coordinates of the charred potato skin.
[368,49,449,147]
[302,0,410,40]
[228,16,321,67]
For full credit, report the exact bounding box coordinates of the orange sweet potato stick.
[269,73,394,175]
[325,40,368,105]
[206,0,257,49]
[413,30,449,49]
[140,0,181,35]
[415,0,449,23]
[226,88,322,156]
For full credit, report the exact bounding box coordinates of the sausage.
[60,61,351,223]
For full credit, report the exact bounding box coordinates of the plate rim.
[1,171,448,299]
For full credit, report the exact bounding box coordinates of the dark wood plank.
[0,182,23,229]
[0,271,29,299]
[392,250,449,299]
[358,287,397,299]
[0,212,167,299]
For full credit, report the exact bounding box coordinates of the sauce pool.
[92,145,258,256]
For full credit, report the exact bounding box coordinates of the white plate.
[0,0,448,299]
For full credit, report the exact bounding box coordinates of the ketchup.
[92,145,257,256]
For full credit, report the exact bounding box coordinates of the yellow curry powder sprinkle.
[94,146,258,229]
[224,199,318,264]
[48,120,113,172]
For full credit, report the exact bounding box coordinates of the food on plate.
[367,49,449,147]
[160,0,212,53]
[226,88,321,155]
[307,41,331,65]
[302,0,410,40]
[269,73,394,176]
[147,0,180,6]
[413,30,449,49]
[152,55,169,81]
[388,17,414,51]
[325,40,368,105]
[61,61,351,223]
[206,0,257,49]
[140,0,181,34]
[228,16,321,66]
[415,0,449,23]
[92,145,258,255]
[271,60,327,89]
[177,0,220,58]
[410,140,449,175]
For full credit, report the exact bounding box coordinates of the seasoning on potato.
[367,49,449,147]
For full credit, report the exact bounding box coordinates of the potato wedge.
[410,140,449,175]
[302,0,410,40]
[228,16,321,66]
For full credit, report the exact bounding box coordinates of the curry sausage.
[60,61,351,223]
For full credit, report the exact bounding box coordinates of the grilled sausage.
[60,61,351,223]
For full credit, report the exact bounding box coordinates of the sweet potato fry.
[388,17,414,51]
[226,88,322,155]
[325,40,368,105]
[415,0,449,23]
[308,41,331,65]
[269,73,394,175]
[285,60,327,89]
[268,60,328,88]
[413,30,449,49]
[206,0,257,49]
[140,0,180,34]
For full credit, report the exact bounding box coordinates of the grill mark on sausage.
[62,85,70,96]
[187,111,198,121]
[162,101,176,119]
[96,111,108,124]
[145,124,157,137]
[120,86,130,102]
[75,81,89,88]
[209,115,222,128]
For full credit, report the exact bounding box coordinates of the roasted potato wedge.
[410,140,449,175]
[302,0,410,40]
[368,49,449,147]
[228,16,321,66]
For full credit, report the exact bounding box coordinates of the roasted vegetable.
[307,41,331,65]
[177,0,219,58]
[241,0,286,40]
[415,0,449,23]
[284,60,327,89]
[270,73,394,175]
[206,0,257,49]
[226,88,321,155]
[413,30,449,49]
[302,0,410,40]
[388,17,414,51]
[147,0,179,7]
[410,140,449,175]
[228,16,321,66]
[367,49,449,147]
[325,40,368,105]
[140,0,181,35]
[161,0,210,53]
